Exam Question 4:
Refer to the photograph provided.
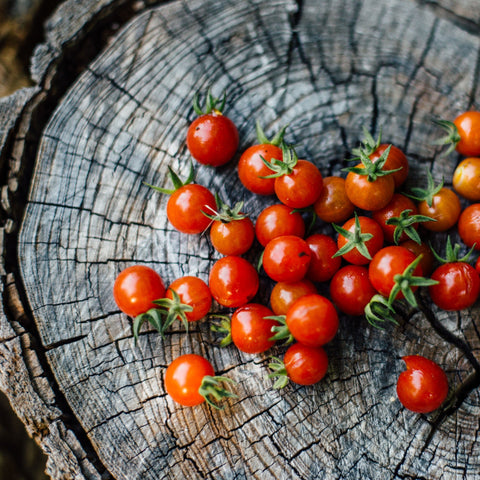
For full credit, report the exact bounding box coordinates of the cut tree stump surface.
[1,0,480,478]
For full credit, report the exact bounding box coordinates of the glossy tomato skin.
[313,176,355,224]
[255,204,305,247]
[209,256,259,308]
[336,216,384,265]
[476,256,480,276]
[396,355,449,413]
[286,294,339,347]
[306,234,341,282]
[370,144,409,189]
[400,239,435,277]
[458,203,480,250]
[269,279,317,316]
[453,111,480,156]
[263,235,312,283]
[186,113,239,167]
[368,246,420,299]
[274,160,323,208]
[210,216,255,256]
[345,164,395,211]
[238,144,282,195]
[167,184,216,234]
[231,303,278,354]
[284,343,328,385]
[164,354,214,406]
[429,262,480,311]
[418,187,461,232]
[113,265,166,317]
[166,276,212,322]
[453,157,480,201]
[329,265,376,316]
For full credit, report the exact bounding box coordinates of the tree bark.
[1,0,480,478]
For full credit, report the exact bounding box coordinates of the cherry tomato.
[369,143,409,189]
[255,204,305,247]
[458,203,480,250]
[476,256,480,276]
[269,279,317,316]
[453,157,480,201]
[417,187,461,232]
[113,265,166,317]
[165,276,212,322]
[263,235,312,283]
[452,111,480,156]
[368,246,421,299]
[210,216,255,256]
[238,144,282,195]
[286,294,339,347]
[167,184,216,234]
[283,343,329,385]
[313,176,354,224]
[230,303,278,354]
[209,256,259,308]
[306,234,341,282]
[429,262,480,311]
[329,265,376,316]
[396,355,449,413]
[345,164,395,211]
[400,239,435,277]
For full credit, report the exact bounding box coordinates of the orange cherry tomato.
[370,143,409,189]
[313,176,354,224]
[210,216,255,256]
[452,157,480,201]
[458,203,480,250]
[269,279,317,316]
[417,187,461,232]
[453,111,480,157]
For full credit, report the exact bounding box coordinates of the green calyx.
[350,126,383,159]
[198,375,237,409]
[432,119,461,156]
[430,236,477,264]
[255,120,288,146]
[193,88,227,115]
[132,308,166,343]
[389,254,439,308]
[267,356,289,389]
[260,143,298,178]
[405,168,443,207]
[267,315,294,345]
[364,294,398,329]
[153,289,193,333]
[332,212,374,261]
[385,209,436,245]
[144,161,195,195]
[210,314,232,347]
[202,193,247,223]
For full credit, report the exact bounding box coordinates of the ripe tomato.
[429,262,480,311]
[370,143,409,189]
[313,176,354,224]
[476,256,480,276]
[329,265,376,316]
[453,157,480,201]
[263,235,312,282]
[113,265,165,317]
[269,279,317,316]
[438,111,480,156]
[396,355,449,413]
[400,239,435,277]
[230,303,278,354]
[283,343,328,385]
[458,203,480,250]
[255,204,305,247]
[210,216,255,256]
[305,234,341,282]
[417,187,461,232]
[209,256,259,308]
[286,294,339,347]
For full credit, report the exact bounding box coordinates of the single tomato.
[306,233,341,282]
[370,143,409,189]
[313,176,354,224]
[453,157,480,201]
[269,279,317,316]
[458,203,480,250]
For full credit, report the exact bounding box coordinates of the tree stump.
[1,0,480,478]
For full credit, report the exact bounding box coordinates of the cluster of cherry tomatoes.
[113,91,480,414]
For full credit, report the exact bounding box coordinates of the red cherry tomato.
[167,184,216,234]
[269,279,317,316]
[210,216,255,256]
[369,143,409,189]
[286,294,339,347]
[329,265,376,316]
[230,303,278,354]
[209,256,259,308]
[284,343,329,385]
[417,187,461,232]
[396,355,449,413]
[166,276,212,322]
[113,265,166,317]
[313,176,354,224]
[164,354,214,406]
[429,262,480,311]
[452,111,480,156]
[476,256,480,275]
[453,157,480,201]
[263,235,312,283]
[458,203,480,250]
[400,239,435,277]
[255,204,305,247]
[306,234,341,282]
[187,113,239,167]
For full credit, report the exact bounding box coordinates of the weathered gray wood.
[1,0,480,478]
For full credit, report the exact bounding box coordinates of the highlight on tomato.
[313,175,355,224]
[453,157,480,201]
[305,234,341,282]
[269,279,317,316]
[458,203,480,250]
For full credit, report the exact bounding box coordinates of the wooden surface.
[1,0,480,478]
